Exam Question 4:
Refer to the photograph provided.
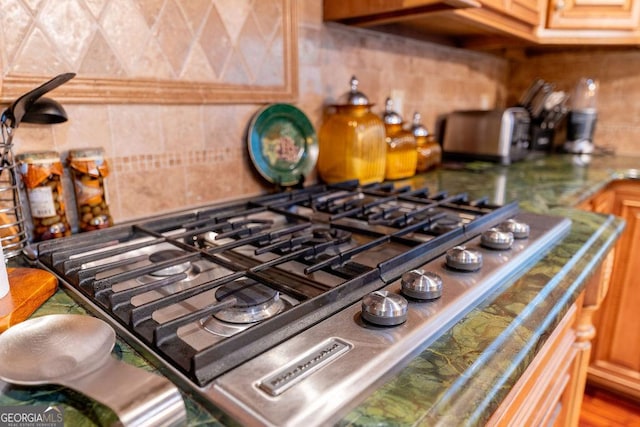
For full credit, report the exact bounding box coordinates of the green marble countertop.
[1,154,637,426]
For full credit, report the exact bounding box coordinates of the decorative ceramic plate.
[247,103,318,187]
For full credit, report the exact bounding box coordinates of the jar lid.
[382,98,403,125]
[68,147,105,161]
[15,150,61,165]
[337,76,371,106]
[411,112,430,137]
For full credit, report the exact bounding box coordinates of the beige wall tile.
[38,1,93,67]
[154,0,193,76]
[100,1,151,75]
[12,27,69,75]
[109,105,164,156]
[114,166,187,221]
[160,106,205,153]
[203,104,256,151]
[185,161,245,205]
[1,0,34,63]
[13,126,56,153]
[52,105,112,155]
[177,0,211,33]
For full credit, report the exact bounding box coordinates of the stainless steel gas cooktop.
[35,180,571,427]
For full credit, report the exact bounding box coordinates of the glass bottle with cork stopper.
[382,98,417,180]
[67,148,113,232]
[412,112,441,173]
[317,76,387,184]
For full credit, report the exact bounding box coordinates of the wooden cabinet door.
[588,180,640,400]
[579,189,614,214]
[547,0,640,29]
[506,0,540,25]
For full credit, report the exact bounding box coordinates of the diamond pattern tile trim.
[2,0,285,86]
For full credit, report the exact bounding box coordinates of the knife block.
[0,267,57,332]
[530,123,555,152]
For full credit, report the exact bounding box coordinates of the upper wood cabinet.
[537,0,640,44]
[322,0,482,23]
[323,0,541,48]
[324,0,640,48]
[546,0,640,30]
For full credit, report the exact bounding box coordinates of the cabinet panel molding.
[586,180,640,402]
[546,0,640,29]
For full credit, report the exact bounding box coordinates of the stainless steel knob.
[401,269,443,300]
[361,290,408,326]
[481,228,514,250]
[499,219,530,239]
[445,246,482,271]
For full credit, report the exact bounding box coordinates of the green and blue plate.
[247,103,318,187]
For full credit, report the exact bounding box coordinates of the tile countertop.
[0,154,636,426]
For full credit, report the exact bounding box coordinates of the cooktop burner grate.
[35,180,561,407]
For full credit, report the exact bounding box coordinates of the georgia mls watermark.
[0,405,64,427]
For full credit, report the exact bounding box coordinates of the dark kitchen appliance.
[563,78,599,154]
[33,181,571,427]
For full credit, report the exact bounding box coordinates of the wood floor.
[579,386,640,427]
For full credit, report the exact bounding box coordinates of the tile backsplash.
[1,0,286,85]
[12,0,640,233]
[1,0,508,229]
[0,0,640,236]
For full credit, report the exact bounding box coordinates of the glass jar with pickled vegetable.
[16,151,72,241]
[317,76,386,184]
[67,148,113,232]
[382,98,417,180]
[411,112,441,173]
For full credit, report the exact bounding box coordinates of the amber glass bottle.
[412,112,441,173]
[382,98,417,180]
[317,76,386,185]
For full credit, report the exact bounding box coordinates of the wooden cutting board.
[0,267,58,332]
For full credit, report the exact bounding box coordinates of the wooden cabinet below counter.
[488,294,585,426]
[488,254,613,426]
[580,180,640,401]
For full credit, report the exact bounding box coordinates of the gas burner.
[33,178,573,427]
[148,249,191,276]
[430,217,463,235]
[309,227,352,245]
[212,280,286,324]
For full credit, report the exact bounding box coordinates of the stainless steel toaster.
[442,107,531,164]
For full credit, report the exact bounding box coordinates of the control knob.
[446,246,482,271]
[361,290,408,326]
[498,219,530,239]
[401,269,443,300]
[481,228,514,250]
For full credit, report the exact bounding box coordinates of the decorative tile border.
[110,148,244,173]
